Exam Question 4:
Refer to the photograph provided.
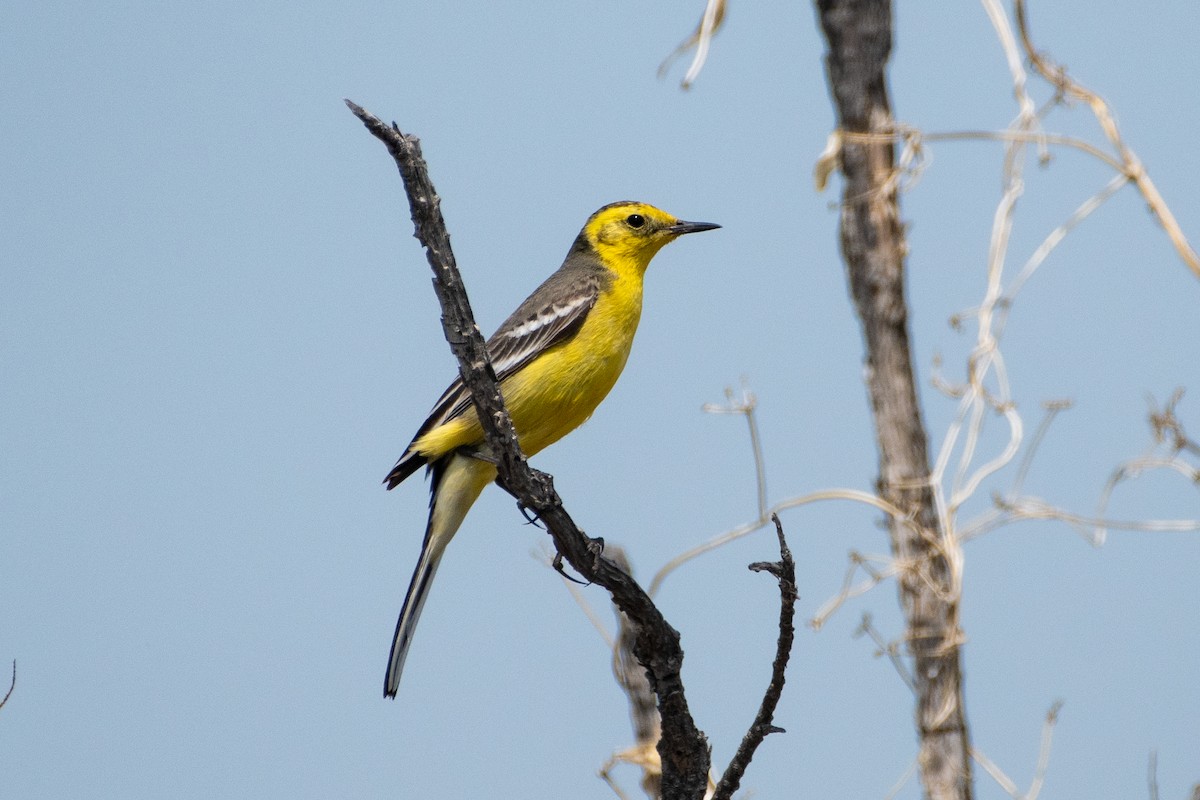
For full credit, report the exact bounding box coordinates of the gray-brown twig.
[712,514,797,800]
[0,660,13,711]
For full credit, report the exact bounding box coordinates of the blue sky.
[3,2,1198,798]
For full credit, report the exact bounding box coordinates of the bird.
[382,200,719,698]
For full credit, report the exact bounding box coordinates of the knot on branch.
[748,560,785,580]
[524,466,562,509]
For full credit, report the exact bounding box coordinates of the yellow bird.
[383,201,719,697]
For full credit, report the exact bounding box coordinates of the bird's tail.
[384,452,495,698]
[384,531,444,698]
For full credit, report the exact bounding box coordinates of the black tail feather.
[384,450,427,490]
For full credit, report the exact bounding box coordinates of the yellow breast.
[412,272,643,460]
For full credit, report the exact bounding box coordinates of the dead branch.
[658,0,727,90]
[1014,0,1200,279]
[346,100,711,799]
[812,3,973,799]
[603,547,667,800]
[712,514,797,800]
[0,660,13,711]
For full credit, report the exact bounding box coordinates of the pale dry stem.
[658,0,727,91]
[1014,0,1200,279]
[854,613,915,691]
[969,701,1063,800]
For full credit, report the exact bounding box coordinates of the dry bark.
[812,3,974,798]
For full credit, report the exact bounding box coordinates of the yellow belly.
[413,279,642,460]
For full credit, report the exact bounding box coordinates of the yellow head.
[580,201,720,274]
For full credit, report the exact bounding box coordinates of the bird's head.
[581,201,720,273]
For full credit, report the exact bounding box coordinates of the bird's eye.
[625,214,646,228]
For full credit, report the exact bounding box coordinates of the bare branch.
[884,760,920,800]
[1014,0,1200,279]
[1025,701,1064,800]
[1149,390,1200,457]
[971,747,1020,797]
[658,0,727,90]
[598,763,636,800]
[711,514,797,800]
[702,384,768,519]
[814,3,973,797]
[604,547,667,800]
[0,660,13,711]
[1009,401,1074,498]
[854,613,915,692]
[811,554,900,631]
[648,488,905,597]
[839,128,1126,175]
[1087,391,1200,543]
[347,100,711,799]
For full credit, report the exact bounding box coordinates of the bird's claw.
[517,502,545,529]
[552,551,590,586]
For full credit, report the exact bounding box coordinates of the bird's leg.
[552,551,591,586]
[586,536,606,572]
[551,535,606,586]
[463,445,498,465]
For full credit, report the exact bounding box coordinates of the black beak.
[668,220,721,236]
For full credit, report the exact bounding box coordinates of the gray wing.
[384,275,601,489]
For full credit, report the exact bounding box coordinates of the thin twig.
[1009,402,1073,498]
[598,762,635,800]
[0,660,13,711]
[970,747,1020,797]
[811,554,900,631]
[711,514,796,800]
[1149,390,1200,457]
[884,759,920,800]
[1025,700,1064,800]
[839,128,1125,173]
[701,384,767,519]
[658,0,727,90]
[996,495,1200,538]
[1014,0,1200,279]
[997,173,1129,320]
[647,488,906,596]
[854,613,915,692]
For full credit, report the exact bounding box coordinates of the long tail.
[383,528,444,697]
[384,452,495,698]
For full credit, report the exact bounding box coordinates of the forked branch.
[346,99,712,799]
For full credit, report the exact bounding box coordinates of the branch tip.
[712,519,796,800]
[0,659,14,711]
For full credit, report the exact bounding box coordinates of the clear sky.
[3,2,1198,798]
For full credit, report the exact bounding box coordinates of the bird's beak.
[668,220,721,236]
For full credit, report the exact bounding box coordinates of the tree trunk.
[813,2,974,798]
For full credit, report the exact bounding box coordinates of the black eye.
[626,213,646,228]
